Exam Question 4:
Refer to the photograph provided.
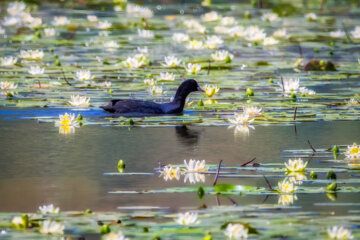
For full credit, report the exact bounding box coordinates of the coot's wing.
[101,99,164,114]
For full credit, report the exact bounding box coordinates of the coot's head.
[180,79,204,93]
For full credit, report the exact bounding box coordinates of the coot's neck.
[171,84,191,108]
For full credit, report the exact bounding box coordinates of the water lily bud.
[84,209,92,214]
[313,48,319,53]
[310,171,317,180]
[319,60,326,66]
[326,192,337,201]
[53,54,58,59]
[329,41,335,47]
[244,11,251,19]
[198,99,204,106]
[290,93,297,99]
[11,215,29,230]
[143,227,149,232]
[246,88,254,96]
[128,118,134,125]
[146,73,153,78]
[216,115,220,119]
[332,145,339,154]
[197,186,205,199]
[6,92,13,98]
[326,182,337,192]
[225,55,232,63]
[76,114,83,121]
[268,79,274,83]
[329,50,334,55]
[327,170,336,180]
[203,234,213,240]
[100,224,111,234]
[108,89,113,94]
[49,48,54,53]
[152,235,161,240]
[118,159,125,170]
[246,99,253,103]
[55,59,61,66]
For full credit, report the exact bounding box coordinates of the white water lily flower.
[104,40,119,50]
[184,173,205,184]
[19,49,44,60]
[28,65,45,75]
[1,56,17,66]
[75,70,93,81]
[184,19,206,34]
[347,98,359,105]
[221,16,236,26]
[327,226,353,240]
[87,15,98,22]
[228,113,254,125]
[123,56,144,68]
[263,37,279,46]
[244,25,266,42]
[211,50,234,62]
[137,29,154,38]
[56,113,79,127]
[224,223,248,239]
[243,106,262,117]
[175,212,199,225]
[204,35,223,49]
[44,28,56,37]
[52,16,70,26]
[185,63,201,74]
[305,13,317,21]
[98,81,112,88]
[0,81,18,91]
[300,87,316,96]
[184,159,207,172]
[278,77,300,95]
[126,4,153,18]
[162,56,181,67]
[23,15,42,29]
[261,12,279,22]
[144,78,156,86]
[330,30,345,38]
[39,220,64,235]
[204,84,219,97]
[159,72,175,81]
[172,33,189,43]
[7,2,26,16]
[350,26,360,39]
[202,11,220,22]
[148,86,163,95]
[345,143,360,161]
[277,179,297,193]
[273,28,289,39]
[97,20,112,30]
[103,231,129,240]
[69,95,90,107]
[228,26,246,38]
[285,158,308,172]
[159,166,181,181]
[278,194,297,206]
[39,204,60,215]
[186,40,204,50]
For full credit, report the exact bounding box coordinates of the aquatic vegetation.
[204,84,220,97]
[19,49,44,60]
[148,86,163,95]
[305,13,317,21]
[278,77,300,95]
[39,220,64,235]
[211,50,233,62]
[28,65,45,75]
[327,226,353,240]
[345,143,360,161]
[68,95,90,107]
[74,70,93,82]
[224,223,248,239]
[242,106,262,117]
[103,231,129,240]
[175,211,199,225]
[162,56,181,67]
[172,33,189,43]
[184,159,207,172]
[159,166,181,181]
[1,56,17,66]
[185,63,201,74]
[39,204,60,215]
[284,158,308,172]
[228,113,254,126]
[158,72,175,81]
[277,179,297,193]
[52,16,70,26]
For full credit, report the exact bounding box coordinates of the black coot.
[101,79,204,114]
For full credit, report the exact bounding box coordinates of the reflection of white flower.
[172,33,189,43]
[137,29,154,38]
[184,159,207,172]
[1,56,17,66]
[175,212,199,225]
[273,28,289,39]
[330,30,345,38]
[261,12,279,22]
[277,179,297,193]
[39,220,64,235]
[75,70,93,81]
[19,49,44,60]
[211,50,234,62]
[185,63,201,74]
[159,166,181,181]
[327,226,353,240]
[230,125,255,136]
[345,143,360,161]
[350,26,360,39]
[228,113,254,125]
[184,173,205,184]
[278,78,300,95]
[224,223,248,239]
[300,87,316,96]
[263,37,279,46]
[186,40,204,50]
[28,65,45,75]
[202,11,220,22]
[52,16,70,26]
[39,204,60,215]
[287,172,307,185]
[148,86,163,95]
[305,13,317,21]
[204,35,223,49]
[68,95,90,107]
[159,72,175,81]
[284,158,308,172]
[162,56,181,67]
[278,194,297,206]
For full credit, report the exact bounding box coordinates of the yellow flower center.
[60,116,70,126]
[350,147,359,155]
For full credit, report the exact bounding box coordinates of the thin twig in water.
[308,140,317,152]
[320,0,327,12]
[293,107,297,120]
[38,79,41,88]
[207,60,211,75]
[280,76,285,94]
[213,159,223,186]
[61,70,72,86]
[263,175,272,190]
[298,42,303,58]
[227,197,238,206]
[215,195,220,206]
[294,124,297,136]
[240,157,256,167]
[342,20,352,43]
[262,195,270,204]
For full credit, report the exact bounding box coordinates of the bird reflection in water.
[175,125,201,146]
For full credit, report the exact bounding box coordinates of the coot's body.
[101,79,203,114]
